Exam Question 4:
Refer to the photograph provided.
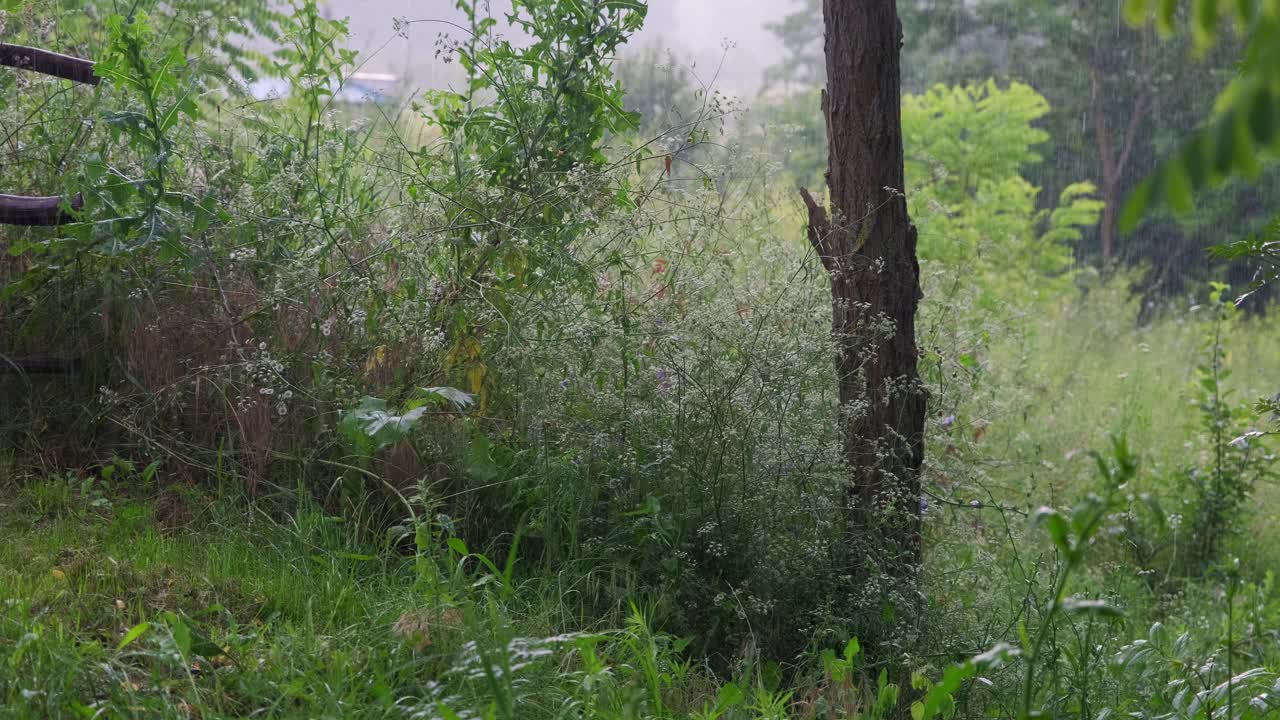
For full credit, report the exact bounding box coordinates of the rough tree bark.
[801,0,927,575]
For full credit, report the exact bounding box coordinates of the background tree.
[614,41,699,137]
[762,0,1274,308]
[761,0,823,93]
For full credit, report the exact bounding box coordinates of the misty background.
[313,0,790,96]
[293,0,1269,306]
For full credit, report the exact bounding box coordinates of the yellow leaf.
[365,345,389,376]
[463,336,482,359]
[467,365,486,395]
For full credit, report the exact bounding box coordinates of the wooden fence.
[1,43,97,375]
[0,42,97,227]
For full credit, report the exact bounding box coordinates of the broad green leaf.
[1248,86,1276,144]
[716,681,745,710]
[117,622,151,650]
[1163,159,1195,213]
[1192,0,1219,48]
[168,615,192,657]
[447,537,469,557]
[1158,0,1178,33]
[1119,177,1155,233]
[419,386,475,409]
[1032,506,1071,554]
[844,636,861,662]
[1123,0,1152,26]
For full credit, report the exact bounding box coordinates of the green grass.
[0,480,421,717]
[4,286,1280,719]
[0,477,772,719]
[948,278,1280,554]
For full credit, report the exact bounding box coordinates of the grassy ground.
[1,481,419,717]
[4,288,1280,719]
[981,283,1280,569]
[0,477,771,719]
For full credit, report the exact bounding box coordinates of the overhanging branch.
[799,186,834,272]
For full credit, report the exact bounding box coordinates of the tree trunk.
[1099,189,1117,261]
[802,0,927,577]
[1085,31,1151,261]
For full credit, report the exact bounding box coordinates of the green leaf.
[1234,0,1255,25]
[1122,0,1152,26]
[436,703,467,720]
[561,0,590,21]
[159,91,195,132]
[1248,86,1276,145]
[1182,134,1211,190]
[715,681,745,710]
[418,386,475,409]
[1032,507,1071,554]
[820,648,841,680]
[913,659,978,720]
[1148,621,1170,647]
[972,642,1018,669]
[339,396,430,452]
[1163,159,1195,213]
[117,622,151,650]
[334,552,376,561]
[1119,178,1155,233]
[601,0,646,11]
[447,537,469,557]
[167,614,192,657]
[1193,0,1219,47]
[465,432,500,482]
[844,636,861,663]
[1158,0,1178,34]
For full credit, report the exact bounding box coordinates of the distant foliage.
[904,81,1102,306]
[614,42,701,136]
[1209,216,1280,304]
[6,5,1280,717]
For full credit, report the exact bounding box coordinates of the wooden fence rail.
[0,43,99,86]
[0,193,85,226]
[0,354,83,375]
[1,43,96,228]
[2,44,95,375]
